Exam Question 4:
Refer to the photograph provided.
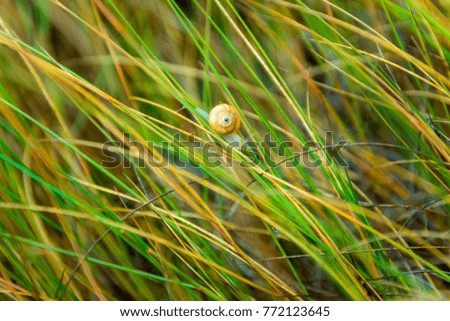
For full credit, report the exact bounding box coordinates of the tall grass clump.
[0,0,448,300]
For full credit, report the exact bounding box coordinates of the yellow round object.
[208,104,241,135]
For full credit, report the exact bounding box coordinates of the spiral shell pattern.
[208,104,241,135]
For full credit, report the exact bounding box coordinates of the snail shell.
[208,104,241,135]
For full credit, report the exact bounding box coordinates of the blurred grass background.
[0,0,448,300]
